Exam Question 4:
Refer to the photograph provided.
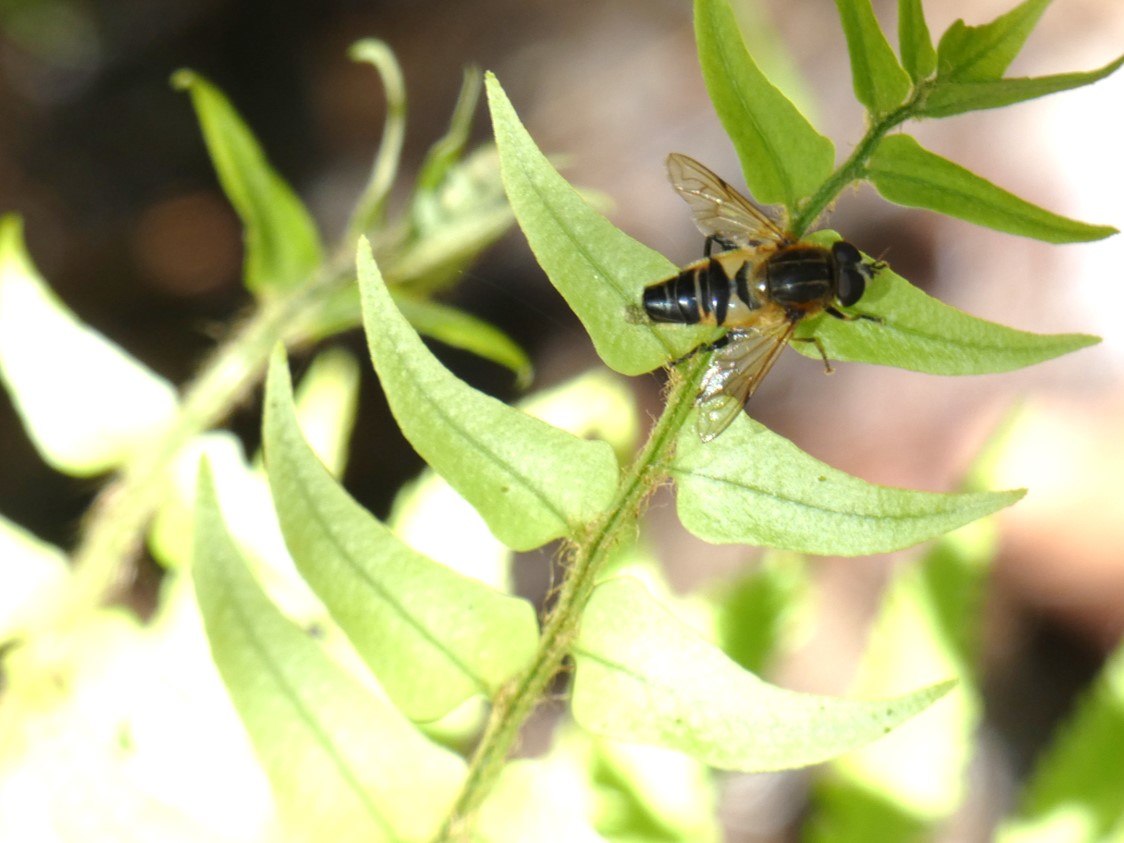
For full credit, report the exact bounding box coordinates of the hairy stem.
[790,87,927,237]
[438,352,709,840]
[61,245,355,627]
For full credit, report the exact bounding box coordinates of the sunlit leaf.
[0,514,68,642]
[793,239,1101,374]
[936,0,1051,82]
[486,73,706,374]
[898,0,936,83]
[263,348,539,721]
[358,238,619,551]
[808,515,999,841]
[393,294,533,388]
[917,54,1124,118]
[670,414,1023,556]
[172,70,322,295]
[572,578,953,770]
[477,759,607,843]
[193,465,464,842]
[867,135,1117,243]
[834,0,911,116]
[0,215,178,476]
[695,0,835,209]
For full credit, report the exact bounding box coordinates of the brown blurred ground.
[2,1,1122,839]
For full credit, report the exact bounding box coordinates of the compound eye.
[836,267,866,306]
[831,240,861,266]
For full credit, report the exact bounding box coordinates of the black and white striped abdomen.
[642,250,761,327]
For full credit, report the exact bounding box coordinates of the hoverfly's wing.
[695,321,796,442]
[667,153,790,250]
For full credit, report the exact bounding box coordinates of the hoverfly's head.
[831,240,881,307]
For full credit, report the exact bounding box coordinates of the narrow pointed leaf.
[695,0,835,208]
[172,70,322,295]
[486,73,706,374]
[263,349,539,721]
[867,135,1116,243]
[358,239,619,551]
[0,215,178,475]
[899,0,936,83]
[997,641,1124,843]
[936,0,1051,82]
[809,516,1000,839]
[670,414,1024,556]
[918,54,1124,118]
[572,578,954,771]
[192,464,465,843]
[794,245,1100,374]
[393,294,533,388]
[835,0,911,116]
[346,40,406,236]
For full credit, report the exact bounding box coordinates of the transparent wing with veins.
[666,153,791,251]
[695,320,796,442]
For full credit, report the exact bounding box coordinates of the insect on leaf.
[263,348,540,721]
[172,70,322,296]
[867,134,1117,244]
[695,0,835,209]
[486,73,707,373]
[834,0,912,116]
[795,238,1101,375]
[192,463,465,843]
[358,238,619,551]
[572,577,954,771]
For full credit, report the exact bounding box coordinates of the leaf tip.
[169,68,197,91]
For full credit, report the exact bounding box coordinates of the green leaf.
[388,146,513,295]
[414,64,482,195]
[0,215,178,476]
[867,134,1117,243]
[670,414,1024,556]
[172,70,322,295]
[485,73,705,374]
[476,759,607,843]
[393,294,533,388]
[192,464,465,843]
[572,578,954,771]
[286,346,360,478]
[0,514,68,642]
[936,0,1051,82]
[794,243,1101,374]
[917,54,1124,118]
[808,520,999,841]
[263,348,539,721]
[834,0,911,116]
[997,640,1124,843]
[695,0,835,209]
[346,40,407,237]
[709,551,811,675]
[358,238,619,551]
[898,0,936,83]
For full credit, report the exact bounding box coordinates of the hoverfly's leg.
[669,333,730,367]
[703,235,739,258]
[825,306,883,325]
[792,336,834,375]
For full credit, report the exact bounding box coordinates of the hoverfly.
[643,153,882,442]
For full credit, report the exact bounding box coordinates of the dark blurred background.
[2,0,1122,838]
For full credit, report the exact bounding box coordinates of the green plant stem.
[60,246,355,628]
[790,86,928,237]
[437,352,709,841]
